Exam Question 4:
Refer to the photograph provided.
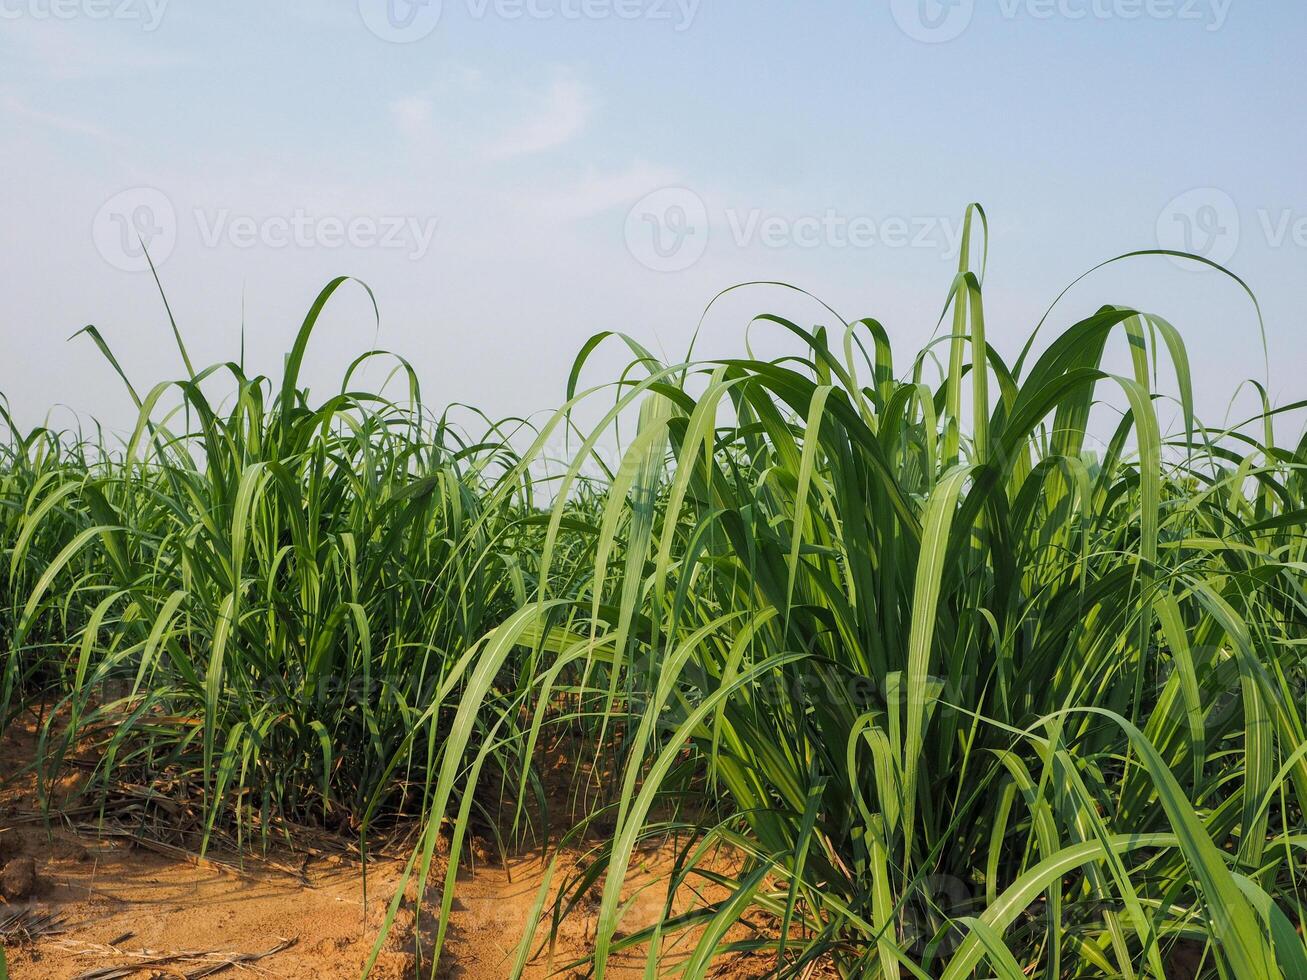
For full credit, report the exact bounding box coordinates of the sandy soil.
[0,716,774,979]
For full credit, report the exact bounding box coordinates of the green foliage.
[516,208,1307,976]
[1,279,547,844]
[3,214,1305,978]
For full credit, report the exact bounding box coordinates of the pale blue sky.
[2,1,1304,441]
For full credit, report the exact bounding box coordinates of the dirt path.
[0,720,772,979]
[1,813,767,979]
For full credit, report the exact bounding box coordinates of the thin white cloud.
[0,90,111,141]
[484,77,594,160]
[534,163,681,220]
[390,96,434,140]
[1,18,188,81]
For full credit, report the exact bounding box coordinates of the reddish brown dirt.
[0,715,774,979]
